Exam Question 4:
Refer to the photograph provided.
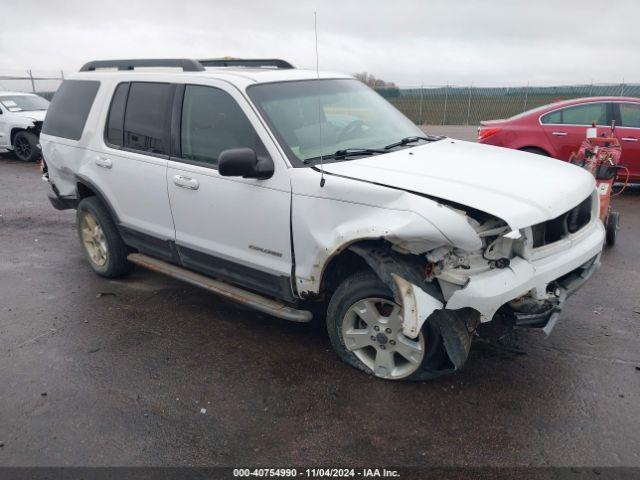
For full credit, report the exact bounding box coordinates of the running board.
[127,253,312,323]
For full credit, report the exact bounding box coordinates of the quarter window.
[123,82,173,155]
[41,80,100,140]
[180,85,265,166]
[619,103,640,128]
[541,103,608,126]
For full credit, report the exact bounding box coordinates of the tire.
[519,147,549,157]
[12,131,40,162]
[77,197,134,278]
[605,211,619,246]
[326,271,448,381]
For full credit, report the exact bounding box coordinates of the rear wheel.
[77,197,134,278]
[326,271,448,381]
[13,131,40,162]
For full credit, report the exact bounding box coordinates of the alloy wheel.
[341,297,425,379]
[80,212,108,267]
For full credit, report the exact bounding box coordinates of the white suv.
[41,58,604,381]
[0,91,49,161]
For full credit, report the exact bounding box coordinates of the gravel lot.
[1,131,639,467]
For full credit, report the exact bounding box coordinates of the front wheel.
[326,271,448,381]
[13,131,40,161]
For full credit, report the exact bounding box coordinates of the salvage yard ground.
[0,127,639,466]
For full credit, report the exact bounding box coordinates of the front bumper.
[445,219,605,329]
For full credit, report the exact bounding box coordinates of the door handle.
[95,157,112,169]
[173,175,199,190]
[621,137,638,142]
[551,131,568,136]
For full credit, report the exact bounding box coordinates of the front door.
[167,83,294,301]
[613,102,640,182]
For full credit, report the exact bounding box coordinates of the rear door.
[613,102,640,181]
[92,81,176,260]
[540,102,611,159]
[166,83,294,301]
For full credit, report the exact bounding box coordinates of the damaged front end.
[349,244,480,375]
[348,194,604,375]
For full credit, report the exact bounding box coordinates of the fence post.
[28,69,36,92]
[523,82,529,112]
[418,83,424,125]
[465,85,472,125]
[588,82,593,97]
[442,83,449,125]
[621,80,625,96]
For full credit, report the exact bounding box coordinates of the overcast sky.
[1,0,638,86]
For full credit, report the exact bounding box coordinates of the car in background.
[0,91,49,161]
[478,97,640,183]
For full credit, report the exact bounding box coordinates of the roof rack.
[79,59,205,72]
[199,58,294,69]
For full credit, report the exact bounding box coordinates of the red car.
[478,96,640,182]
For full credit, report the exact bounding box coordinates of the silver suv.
[41,58,604,381]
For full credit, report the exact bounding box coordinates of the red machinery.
[568,124,628,246]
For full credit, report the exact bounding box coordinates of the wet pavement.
[1,141,639,467]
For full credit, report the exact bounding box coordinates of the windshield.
[247,79,425,165]
[0,95,49,112]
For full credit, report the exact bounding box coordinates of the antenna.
[314,11,326,188]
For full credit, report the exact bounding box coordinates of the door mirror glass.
[218,148,274,179]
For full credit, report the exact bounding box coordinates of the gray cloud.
[1,0,638,86]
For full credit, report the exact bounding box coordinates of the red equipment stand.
[568,134,625,246]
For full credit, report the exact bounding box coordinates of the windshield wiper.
[383,135,443,150]
[303,148,386,164]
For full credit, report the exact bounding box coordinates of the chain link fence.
[0,70,65,100]
[376,83,640,125]
[1,71,638,125]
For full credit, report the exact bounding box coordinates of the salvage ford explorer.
[41,58,605,381]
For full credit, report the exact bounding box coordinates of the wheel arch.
[75,175,120,224]
[518,145,551,156]
[318,239,383,297]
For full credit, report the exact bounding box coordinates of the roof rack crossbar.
[199,58,294,69]
[79,59,205,72]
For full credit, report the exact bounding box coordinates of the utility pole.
[465,84,472,125]
[442,83,449,125]
[418,83,424,125]
[28,69,36,92]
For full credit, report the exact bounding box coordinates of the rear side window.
[180,85,264,166]
[122,82,173,155]
[105,83,129,146]
[541,103,608,126]
[619,103,640,128]
[42,80,100,140]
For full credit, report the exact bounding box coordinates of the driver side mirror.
[218,148,274,179]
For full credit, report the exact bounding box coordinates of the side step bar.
[127,253,312,323]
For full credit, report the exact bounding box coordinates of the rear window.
[41,80,100,140]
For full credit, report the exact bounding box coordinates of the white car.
[0,91,49,161]
[41,58,604,381]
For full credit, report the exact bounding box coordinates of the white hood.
[322,139,595,229]
[10,110,47,122]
